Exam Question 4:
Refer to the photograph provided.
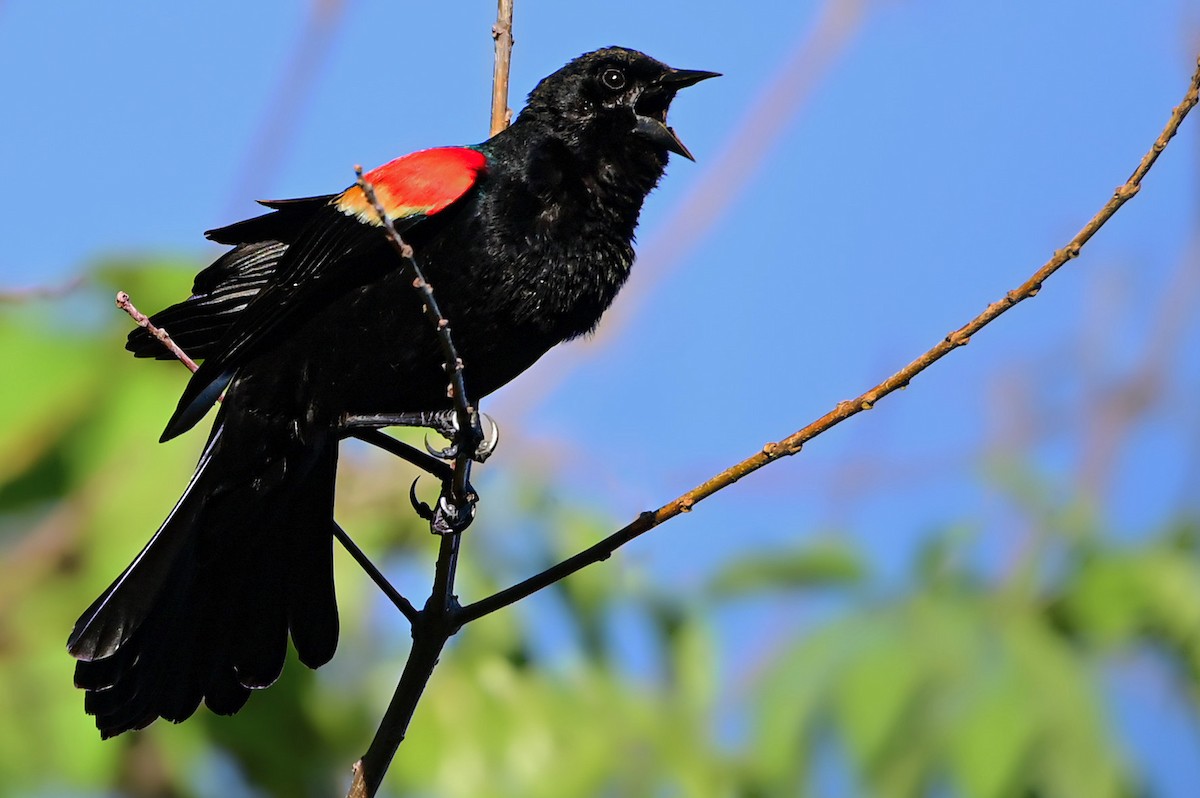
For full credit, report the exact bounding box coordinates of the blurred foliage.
[2,260,1199,797]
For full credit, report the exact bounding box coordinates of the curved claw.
[473,413,500,463]
[408,477,434,520]
[424,430,457,460]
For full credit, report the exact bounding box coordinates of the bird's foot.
[423,411,499,464]
[409,478,477,534]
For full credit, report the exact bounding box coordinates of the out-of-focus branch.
[224,0,347,217]
[0,500,83,617]
[1078,235,1200,498]
[495,0,871,423]
[490,0,515,137]
[460,53,1200,624]
[0,275,85,303]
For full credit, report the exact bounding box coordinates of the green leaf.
[834,625,925,773]
[709,539,865,596]
[947,664,1038,798]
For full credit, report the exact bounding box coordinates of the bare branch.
[347,527,463,798]
[459,53,1200,625]
[115,291,199,373]
[490,0,514,137]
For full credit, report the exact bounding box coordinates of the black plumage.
[69,47,717,737]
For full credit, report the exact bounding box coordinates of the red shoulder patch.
[335,147,487,225]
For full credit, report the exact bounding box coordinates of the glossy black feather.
[205,194,334,245]
[70,412,339,736]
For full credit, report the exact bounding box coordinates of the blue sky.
[3,0,1199,793]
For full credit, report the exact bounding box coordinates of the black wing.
[158,206,426,442]
[127,241,285,361]
[127,195,334,362]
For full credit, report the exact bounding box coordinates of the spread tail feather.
[68,413,340,738]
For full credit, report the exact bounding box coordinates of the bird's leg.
[341,410,500,463]
[343,410,454,434]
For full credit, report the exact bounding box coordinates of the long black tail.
[67,409,340,738]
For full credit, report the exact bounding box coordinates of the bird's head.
[523,47,719,163]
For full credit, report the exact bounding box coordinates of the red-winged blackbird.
[67,47,717,738]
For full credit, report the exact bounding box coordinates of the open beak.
[633,68,721,161]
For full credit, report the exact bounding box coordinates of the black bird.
[68,47,717,737]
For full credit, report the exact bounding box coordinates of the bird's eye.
[600,68,626,91]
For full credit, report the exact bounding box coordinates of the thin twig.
[115,291,199,373]
[343,9,518,793]
[458,53,1200,625]
[489,0,514,137]
[354,169,480,513]
[345,147,486,798]
[332,523,419,624]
